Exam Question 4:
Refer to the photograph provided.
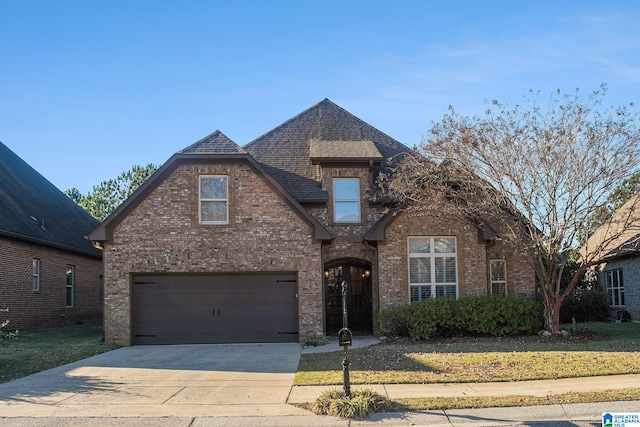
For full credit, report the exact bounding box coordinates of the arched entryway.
[324,259,373,334]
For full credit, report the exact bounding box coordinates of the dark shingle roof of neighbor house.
[0,141,101,257]
[244,98,411,202]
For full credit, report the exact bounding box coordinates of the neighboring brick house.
[582,194,640,320]
[0,142,103,329]
[89,99,535,346]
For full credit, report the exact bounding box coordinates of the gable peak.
[178,130,246,155]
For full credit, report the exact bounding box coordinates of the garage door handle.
[212,308,220,316]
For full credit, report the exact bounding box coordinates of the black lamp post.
[338,280,352,398]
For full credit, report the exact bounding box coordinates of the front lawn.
[296,322,640,385]
[296,322,640,411]
[0,323,119,384]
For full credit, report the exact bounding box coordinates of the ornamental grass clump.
[312,388,392,418]
[0,311,19,344]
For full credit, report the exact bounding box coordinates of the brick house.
[582,194,640,320]
[89,99,535,345]
[0,142,103,329]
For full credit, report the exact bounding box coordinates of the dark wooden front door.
[324,260,373,334]
[132,273,298,345]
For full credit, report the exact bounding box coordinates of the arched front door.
[324,260,373,334]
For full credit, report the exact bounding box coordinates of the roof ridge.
[244,98,410,151]
[178,130,246,154]
[244,98,337,149]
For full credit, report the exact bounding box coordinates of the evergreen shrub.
[560,289,610,324]
[379,295,543,340]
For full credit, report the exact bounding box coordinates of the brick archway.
[324,259,373,334]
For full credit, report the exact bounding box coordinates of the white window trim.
[32,259,40,292]
[199,175,229,225]
[408,236,458,302]
[333,178,361,223]
[490,259,507,296]
[66,265,74,308]
[604,269,624,307]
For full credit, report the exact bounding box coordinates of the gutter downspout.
[363,239,379,335]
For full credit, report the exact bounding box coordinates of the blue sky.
[1,1,639,194]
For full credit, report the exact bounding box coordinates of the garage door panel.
[133,273,298,345]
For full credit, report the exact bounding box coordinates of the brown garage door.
[132,273,298,345]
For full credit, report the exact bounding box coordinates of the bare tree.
[382,86,640,332]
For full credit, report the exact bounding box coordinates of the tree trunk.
[542,265,588,333]
[543,298,562,333]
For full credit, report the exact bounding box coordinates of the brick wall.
[598,256,640,320]
[103,161,323,345]
[0,237,103,329]
[377,210,536,311]
[316,165,383,264]
[313,165,386,332]
[486,238,536,298]
[102,158,537,344]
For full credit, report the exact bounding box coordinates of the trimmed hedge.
[379,295,543,340]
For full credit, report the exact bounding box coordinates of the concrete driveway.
[0,343,309,419]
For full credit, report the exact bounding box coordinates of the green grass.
[0,323,119,383]
[393,387,640,411]
[296,322,640,413]
[295,322,640,386]
[1,321,637,413]
[294,387,640,413]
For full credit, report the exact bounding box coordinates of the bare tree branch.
[382,85,640,332]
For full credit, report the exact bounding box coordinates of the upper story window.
[199,175,228,224]
[408,236,458,302]
[32,259,40,292]
[333,178,360,223]
[490,259,507,296]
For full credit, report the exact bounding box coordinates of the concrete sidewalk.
[0,338,637,426]
[289,373,640,402]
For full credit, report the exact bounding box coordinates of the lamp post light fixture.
[338,280,353,398]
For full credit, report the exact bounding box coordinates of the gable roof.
[0,141,101,258]
[89,131,332,243]
[581,194,640,264]
[178,130,247,154]
[244,99,411,202]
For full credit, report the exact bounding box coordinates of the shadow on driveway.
[0,343,302,407]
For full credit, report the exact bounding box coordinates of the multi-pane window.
[490,259,507,296]
[408,237,458,302]
[32,259,40,292]
[66,265,75,308]
[604,269,624,306]
[333,178,360,223]
[199,175,228,224]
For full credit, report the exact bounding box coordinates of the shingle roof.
[309,140,383,163]
[178,130,246,154]
[244,99,410,202]
[581,194,640,263]
[89,133,333,242]
[0,141,101,257]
